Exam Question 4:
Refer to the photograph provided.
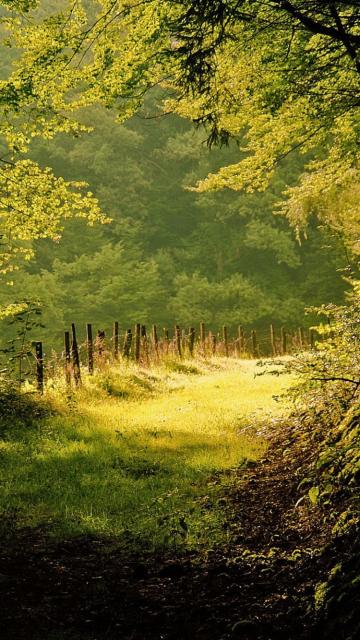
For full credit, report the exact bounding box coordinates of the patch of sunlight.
[0,358,292,549]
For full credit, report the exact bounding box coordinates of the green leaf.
[308,486,320,505]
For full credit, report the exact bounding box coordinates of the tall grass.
[0,358,292,551]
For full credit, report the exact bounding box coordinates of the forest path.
[0,360,335,640]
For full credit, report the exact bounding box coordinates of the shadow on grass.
[0,411,261,550]
[0,383,54,435]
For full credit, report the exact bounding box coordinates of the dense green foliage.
[280,281,360,635]
[0,1,357,346]
[0,106,348,349]
[290,282,360,514]
[0,0,358,253]
[167,2,360,191]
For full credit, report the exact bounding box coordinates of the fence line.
[30,321,320,393]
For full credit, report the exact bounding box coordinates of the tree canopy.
[0,1,358,248]
[167,1,360,251]
[0,0,358,327]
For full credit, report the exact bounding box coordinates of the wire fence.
[28,320,319,394]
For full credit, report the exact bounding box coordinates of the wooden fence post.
[71,323,81,386]
[310,328,315,349]
[189,327,195,357]
[163,328,169,355]
[235,326,240,357]
[237,325,243,356]
[123,329,132,358]
[135,323,141,362]
[113,322,119,360]
[86,323,94,374]
[142,325,149,364]
[223,325,229,357]
[298,327,305,350]
[181,329,186,353]
[34,341,44,394]
[152,324,159,359]
[252,330,258,358]
[200,322,206,354]
[281,327,287,355]
[240,327,246,356]
[64,331,71,388]
[175,325,182,358]
[95,329,105,357]
[270,324,276,356]
[211,332,217,356]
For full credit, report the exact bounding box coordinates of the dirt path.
[1,417,348,640]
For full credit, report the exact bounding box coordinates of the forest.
[0,2,359,640]
[0,101,348,350]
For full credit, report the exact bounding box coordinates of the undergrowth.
[274,280,360,638]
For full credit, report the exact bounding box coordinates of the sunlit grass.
[0,358,292,551]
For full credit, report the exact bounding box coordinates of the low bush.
[281,279,360,638]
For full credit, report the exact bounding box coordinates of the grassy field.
[0,358,292,551]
